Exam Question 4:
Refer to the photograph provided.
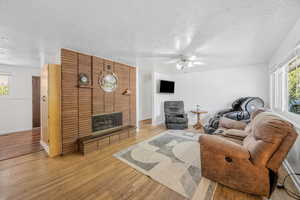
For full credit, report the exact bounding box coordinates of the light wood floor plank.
[0,124,297,200]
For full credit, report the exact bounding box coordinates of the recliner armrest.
[199,135,250,160]
[222,129,248,140]
[165,113,187,118]
[219,117,247,130]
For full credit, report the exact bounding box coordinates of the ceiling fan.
[173,55,205,71]
[137,52,206,71]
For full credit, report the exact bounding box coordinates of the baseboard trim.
[152,120,164,126]
[283,160,300,192]
[139,118,152,127]
[0,127,40,136]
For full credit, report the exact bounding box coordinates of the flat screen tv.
[159,80,175,93]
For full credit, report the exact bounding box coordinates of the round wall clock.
[79,73,89,85]
[99,73,118,92]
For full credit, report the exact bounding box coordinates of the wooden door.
[40,66,49,145]
[32,76,41,128]
[48,64,62,156]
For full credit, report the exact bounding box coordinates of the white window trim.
[271,54,300,127]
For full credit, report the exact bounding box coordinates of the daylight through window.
[0,74,9,96]
[288,57,300,115]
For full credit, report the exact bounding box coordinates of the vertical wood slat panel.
[61,49,79,154]
[114,63,130,126]
[61,49,137,154]
[103,59,115,113]
[92,57,105,115]
[130,67,137,126]
[78,54,92,138]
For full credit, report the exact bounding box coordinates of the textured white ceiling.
[0,0,300,69]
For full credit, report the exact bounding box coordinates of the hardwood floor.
[0,124,297,200]
[0,128,43,161]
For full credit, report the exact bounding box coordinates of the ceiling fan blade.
[188,58,204,61]
[164,59,179,64]
[193,61,206,65]
[137,52,180,58]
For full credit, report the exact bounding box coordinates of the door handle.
[42,96,47,102]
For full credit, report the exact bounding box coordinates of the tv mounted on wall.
[159,80,175,93]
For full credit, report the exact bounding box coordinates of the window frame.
[287,61,300,115]
[271,55,300,124]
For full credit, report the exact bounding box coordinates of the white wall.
[174,64,269,125]
[0,65,40,135]
[269,18,300,69]
[268,17,300,187]
[138,63,153,121]
[152,72,179,125]
[150,64,269,126]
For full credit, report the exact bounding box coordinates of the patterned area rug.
[114,130,215,199]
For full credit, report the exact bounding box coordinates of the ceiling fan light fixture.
[175,55,204,71]
[190,55,196,60]
[176,63,183,70]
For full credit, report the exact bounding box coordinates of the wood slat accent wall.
[103,59,115,113]
[130,68,137,126]
[92,57,104,114]
[61,49,136,154]
[61,49,79,154]
[115,63,130,126]
[78,54,92,138]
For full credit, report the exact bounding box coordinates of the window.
[0,74,10,96]
[271,55,300,117]
[272,67,285,111]
[288,58,300,115]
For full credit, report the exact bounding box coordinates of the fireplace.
[92,112,122,133]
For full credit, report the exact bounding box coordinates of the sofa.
[199,112,298,197]
[164,101,188,130]
[217,97,264,120]
[204,97,264,134]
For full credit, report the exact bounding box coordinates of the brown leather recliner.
[200,112,298,197]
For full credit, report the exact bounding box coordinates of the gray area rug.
[114,130,206,199]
